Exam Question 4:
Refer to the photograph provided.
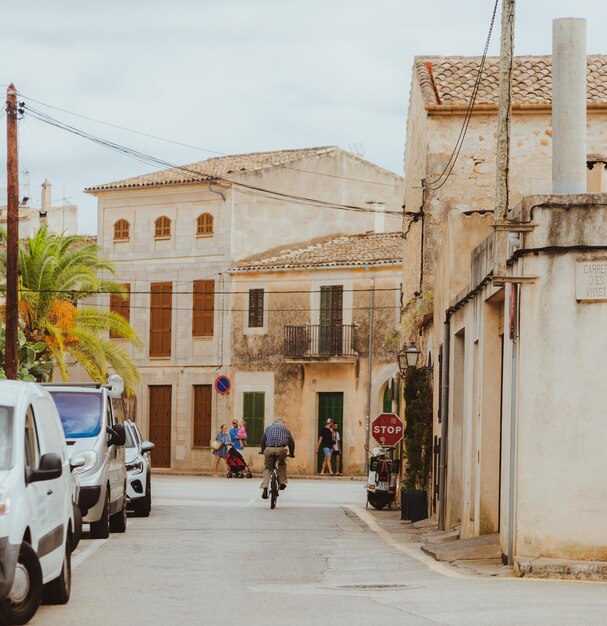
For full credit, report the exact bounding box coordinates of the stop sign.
[371,413,404,447]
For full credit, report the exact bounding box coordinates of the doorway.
[149,385,172,468]
[317,392,343,473]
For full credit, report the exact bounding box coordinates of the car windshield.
[49,392,102,438]
[125,425,136,448]
[0,406,13,470]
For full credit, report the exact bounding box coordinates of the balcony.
[284,324,357,361]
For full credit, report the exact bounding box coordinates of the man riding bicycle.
[260,417,295,499]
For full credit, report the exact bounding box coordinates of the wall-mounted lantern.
[398,342,421,377]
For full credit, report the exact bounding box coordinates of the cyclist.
[260,417,295,499]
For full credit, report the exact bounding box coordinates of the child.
[237,420,247,449]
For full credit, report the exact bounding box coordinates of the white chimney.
[552,18,587,194]
[368,201,385,233]
[41,179,52,209]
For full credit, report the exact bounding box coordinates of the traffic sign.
[214,375,232,395]
[371,412,404,447]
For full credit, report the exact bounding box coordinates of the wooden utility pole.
[5,84,19,379]
[494,0,515,273]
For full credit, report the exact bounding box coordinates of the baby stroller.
[226,445,253,479]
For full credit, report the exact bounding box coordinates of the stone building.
[401,44,607,569]
[228,231,403,476]
[86,147,403,472]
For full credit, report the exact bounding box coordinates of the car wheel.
[133,477,151,518]
[42,535,71,605]
[0,542,43,625]
[89,489,110,539]
[71,504,82,551]
[109,492,127,533]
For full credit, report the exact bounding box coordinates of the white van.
[0,381,76,625]
[44,376,128,539]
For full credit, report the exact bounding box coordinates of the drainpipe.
[365,269,375,474]
[507,284,519,564]
[437,317,451,530]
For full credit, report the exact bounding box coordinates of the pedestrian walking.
[332,422,342,475]
[212,424,231,476]
[316,418,335,476]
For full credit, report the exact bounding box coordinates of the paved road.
[35,476,607,625]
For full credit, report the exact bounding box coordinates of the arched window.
[155,216,171,239]
[196,212,214,236]
[113,219,130,241]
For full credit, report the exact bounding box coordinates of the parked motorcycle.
[365,445,400,510]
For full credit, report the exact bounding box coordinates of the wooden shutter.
[113,219,130,241]
[243,391,265,447]
[109,284,130,339]
[193,385,212,447]
[150,282,172,357]
[248,289,264,328]
[155,216,171,238]
[149,385,172,468]
[197,213,214,236]
[192,279,214,337]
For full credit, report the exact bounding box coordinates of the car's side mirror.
[107,423,126,447]
[141,441,154,454]
[27,453,63,484]
[70,454,86,472]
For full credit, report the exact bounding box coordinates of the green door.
[317,392,344,472]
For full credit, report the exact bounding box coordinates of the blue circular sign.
[214,375,231,395]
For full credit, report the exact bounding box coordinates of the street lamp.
[398,342,421,377]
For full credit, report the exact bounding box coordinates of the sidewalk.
[347,504,515,579]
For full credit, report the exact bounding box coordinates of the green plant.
[401,290,433,341]
[403,367,433,491]
[0,323,53,382]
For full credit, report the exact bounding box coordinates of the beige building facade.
[401,53,607,565]
[87,147,403,472]
[229,232,403,475]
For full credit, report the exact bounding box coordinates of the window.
[196,213,214,236]
[243,392,264,447]
[154,216,171,239]
[248,289,264,328]
[109,284,130,338]
[193,385,212,447]
[150,282,172,357]
[24,405,40,470]
[113,219,130,241]
[192,280,214,337]
[319,285,343,355]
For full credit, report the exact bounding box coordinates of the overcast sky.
[2,0,606,234]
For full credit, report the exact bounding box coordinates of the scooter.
[365,445,400,510]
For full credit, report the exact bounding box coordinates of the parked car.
[0,381,78,624]
[44,375,128,539]
[124,420,154,517]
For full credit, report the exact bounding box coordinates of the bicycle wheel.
[270,470,279,509]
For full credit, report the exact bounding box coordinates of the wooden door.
[317,392,343,472]
[149,385,172,468]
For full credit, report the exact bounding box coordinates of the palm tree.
[0,226,141,392]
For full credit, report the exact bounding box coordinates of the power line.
[25,105,401,217]
[17,92,403,189]
[425,0,500,191]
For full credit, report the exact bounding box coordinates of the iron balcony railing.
[284,324,357,359]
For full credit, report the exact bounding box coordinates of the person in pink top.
[237,420,247,449]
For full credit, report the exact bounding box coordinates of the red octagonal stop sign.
[371,412,404,447]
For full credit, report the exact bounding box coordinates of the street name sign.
[371,412,404,447]
[576,260,607,301]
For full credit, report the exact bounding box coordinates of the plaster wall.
[229,266,401,475]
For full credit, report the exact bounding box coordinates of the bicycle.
[260,450,294,509]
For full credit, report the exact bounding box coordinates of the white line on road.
[345,505,466,579]
[72,538,109,571]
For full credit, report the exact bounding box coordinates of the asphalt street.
[34,476,607,626]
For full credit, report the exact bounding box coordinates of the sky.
[2,0,606,234]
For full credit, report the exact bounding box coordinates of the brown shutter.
[192,280,214,337]
[331,285,343,325]
[109,284,131,339]
[193,385,212,447]
[150,282,172,357]
[149,385,172,468]
[248,288,264,328]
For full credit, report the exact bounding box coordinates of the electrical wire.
[17,92,403,189]
[25,105,400,217]
[424,0,499,191]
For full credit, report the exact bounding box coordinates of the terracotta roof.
[86,146,340,192]
[415,55,607,107]
[230,232,402,272]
